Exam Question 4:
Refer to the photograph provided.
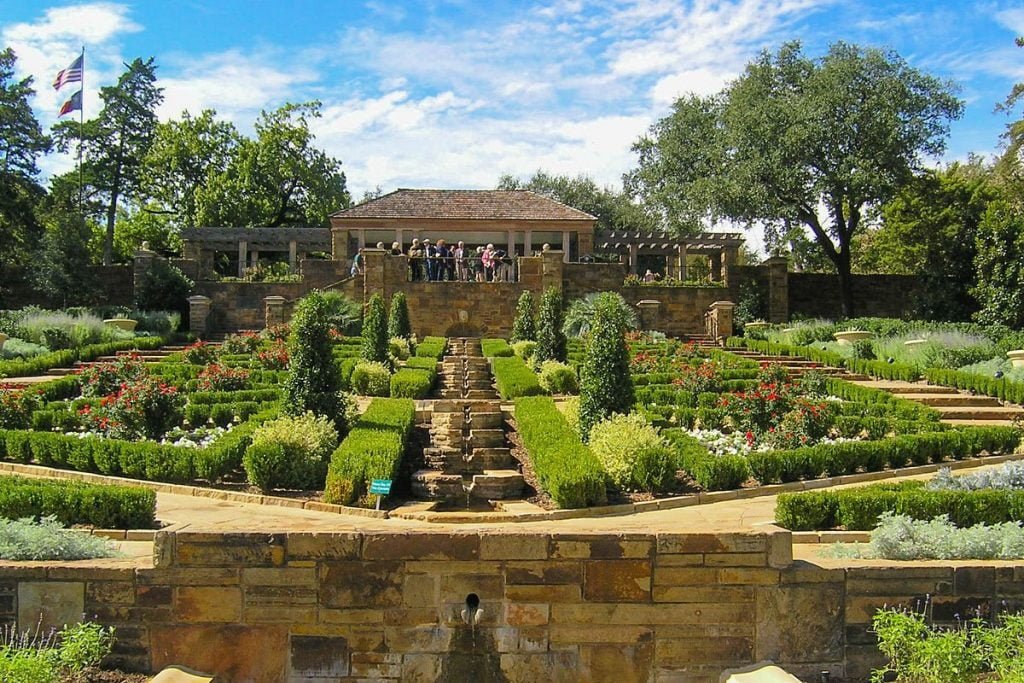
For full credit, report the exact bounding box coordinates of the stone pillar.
[722,246,738,286]
[764,256,790,323]
[237,241,247,277]
[709,253,722,282]
[562,231,571,263]
[628,244,639,275]
[677,244,688,281]
[288,241,297,270]
[362,248,387,299]
[577,230,594,259]
[507,230,516,258]
[357,229,366,249]
[636,299,662,332]
[395,228,404,250]
[541,251,564,294]
[264,296,287,329]
[132,246,157,296]
[187,295,212,335]
[708,300,735,341]
[524,229,532,256]
[331,228,350,263]
[250,249,260,269]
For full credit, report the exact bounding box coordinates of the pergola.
[181,227,331,278]
[595,230,744,282]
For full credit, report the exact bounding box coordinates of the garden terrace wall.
[0,265,134,308]
[787,272,924,319]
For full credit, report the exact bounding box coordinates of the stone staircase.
[410,337,524,504]
[725,348,869,380]
[44,344,199,376]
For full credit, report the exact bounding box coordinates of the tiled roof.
[331,189,597,221]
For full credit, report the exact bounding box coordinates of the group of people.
[352,239,538,282]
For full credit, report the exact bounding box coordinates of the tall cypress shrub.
[511,291,537,342]
[387,292,412,340]
[285,292,345,433]
[362,293,389,363]
[534,287,566,363]
[578,293,634,441]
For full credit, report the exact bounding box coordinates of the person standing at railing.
[436,239,453,281]
[390,242,403,256]
[424,239,437,281]
[408,239,424,281]
[474,246,486,282]
[454,241,467,281]
[482,244,495,282]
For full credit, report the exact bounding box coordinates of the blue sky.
[4,0,1024,200]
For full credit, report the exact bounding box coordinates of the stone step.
[465,389,498,400]
[468,470,524,500]
[467,412,503,429]
[469,428,506,448]
[411,470,465,499]
[898,393,1002,407]
[942,418,1020,427]
[855,382,952,394]
[467,447,514,470]
[44,367,77,376]
[932,405,1024,420]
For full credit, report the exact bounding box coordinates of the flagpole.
[78,45,84,217]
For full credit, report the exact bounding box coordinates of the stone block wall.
[0,265,134,309]
[788,272,924,320]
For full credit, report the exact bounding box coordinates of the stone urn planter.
[833,330,874,346]
[0,332,6,351]
[103,318,138,332]
[743,321,770,334]
[904,338,929,348]
[1007,350,1024,368]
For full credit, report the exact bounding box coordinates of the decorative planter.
[0,332,6,351]
[833,330,874,346]
[743,321,770,333]
[1007,350,1024,368]
[904,339,929,348]
[103,318,138,332]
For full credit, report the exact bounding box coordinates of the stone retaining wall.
[4,528,1023,682]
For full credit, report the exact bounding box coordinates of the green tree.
[563,292,639,338]
[52,58,163,265]
[142,109,240,229]
[511,291,536,342]
[113,203,181,259]
[196,102,350,227]
[32,208,98,306]
[361,293,389,364]
[387,292,411,341]
[627,41,963,316]
[284,292,345,432]
[972,199,1024,328]
[534,287,566,364]
[578,293,635,441]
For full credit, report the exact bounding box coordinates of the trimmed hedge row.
[825,378,940,422]
[662,428,750,491]
[925,367,1024,406]
[323,398,416,506]
[513,396,606,508]
[492,356,544,399]
[0,407,279,485]
[481,338,514,357]
[776,481,1024,531]
[187,388,282,405]
[184,400,276,427]
[747,427,1021,485]
[0,337,165,378]
[415,337,447,359]
[728,338,922,382]
[390,367,436,399]
[0,475,156,529]
[632,370,758,387]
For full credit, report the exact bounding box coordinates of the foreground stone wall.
[5,528,1022,682]
[1,265,134,309]
[788,272,925,320]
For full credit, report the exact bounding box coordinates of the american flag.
[53,54,83,90]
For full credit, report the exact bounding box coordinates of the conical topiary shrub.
[511,291,537,342]
[361,293,389,364]
[578,292,634,441]
[534,287,566,364]
[285,291,345,433]
[387,292,412,341]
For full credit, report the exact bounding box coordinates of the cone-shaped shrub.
[534,287,566,363]
[511,291,537,342]
[285,292,345,433]
[361,293,389,364]
[578,292,634,441]
[387,292,412,341]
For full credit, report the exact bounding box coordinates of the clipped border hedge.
[492,356,544,399]
[727,337,922,382]
[513,396,606,508]
[776,480,1024,531]
[323,398,416,506]
[0,337,166,378]
[390,367,436,399]
[415,337,447,359]
[481,338,514,357]
[926,367,1024,406]
[0,475,156,529]
[662,428,750,491]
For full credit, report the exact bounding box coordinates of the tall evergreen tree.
[578,293,635,441]
[361,293,389,364]
[285,292,345,433]
[534,288,566,363]
[52,58,163,264]
[511,291,536,342]
[387,292,411,341]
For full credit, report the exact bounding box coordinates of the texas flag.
[53,54,83,90]
[58,89,82,117]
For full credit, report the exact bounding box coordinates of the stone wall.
[788,272,924,320]
[1,265,134,309]
[617,287,734,338]
[4,529,1023,681]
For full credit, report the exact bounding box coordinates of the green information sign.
[369,479,392,495]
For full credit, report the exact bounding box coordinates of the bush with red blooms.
[196,363,250,391]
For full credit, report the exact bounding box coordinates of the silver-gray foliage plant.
[927,461,1024,491]
[0,517,121,561]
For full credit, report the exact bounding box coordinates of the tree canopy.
[627,41,963,316]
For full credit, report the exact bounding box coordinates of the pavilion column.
[677,244,688,281]
[709,253,722,282]
[237,241,247,277]
[524,229,532,256]
[722,246,738,286]
[562,231,571,263]
[508,230,516,257]
[357,229,366,249]
[628,243,639,275]
[251,249,260,269]
[395,229,404,250]
[288,240,297,270]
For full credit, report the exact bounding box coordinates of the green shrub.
[243,412,338,492]
[415,336,447,359]
[0,337,164,379]
[0,517,119,561]
[285,292,345,432]
[481,338,514,357]
[389,336,411,361]
[511,291,536,342]
[390,368,435,398]
[535,287,566,363]
[588,413,676,492]
[514,396,606,507]
[387,292,412,341]
[135,259,193,315]
[538,360,578,395]
[663,428,750,491]
[492,356,544,399]
[0,476,155,528]
[351,361,392,397]
[323,398,415,506]
[361,293,389,364]
[512,340,537,360]
[578,293,634,441]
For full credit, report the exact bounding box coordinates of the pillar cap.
[710,300,736,310]
[187,295,212,304]
[263,295,287,303]
[636,299,661,307]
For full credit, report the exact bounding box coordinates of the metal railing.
[401,255,520,283]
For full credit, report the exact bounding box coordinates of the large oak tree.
[627,41,963,316]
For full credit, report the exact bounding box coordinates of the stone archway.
[445,322,482,337]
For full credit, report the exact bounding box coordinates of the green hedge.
[747,427,1021,485]
[0,475,155,529]
[728,338,922,382]
[390,368,435,399]
[415,337,447,359]
[184,401,275,427]
[404,356,437,371]
[323,398,416,506]
[513,396,606,508]
[187,388,282,405]
[481,338,514,357]
[492,356,544,399]
[662,428,750,491]
[776,481,1024,531]
[926,368,1024,405]
[0,337,166,378]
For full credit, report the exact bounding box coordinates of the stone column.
[709,253,722,282]
[237,241,247,278]
[636,299,662,331]
[628,243,639,275]
[331,228,350,263]
[288,241,297,270]
[395,228,404,250]
[541,251,564,294]
[264,296,287,329]
[524,229,533,256]
[677,244,688,281]
[362,248,387,299]
[562,231,571,263]
[577,230,594,259]
[132,246,157,297]
[251,249,260,269]
[722,246,738,286]
[708,300,736,340]
[507,230,516,257]
[764,256,790,323]
[357,229,366,249]
[187,295,212,335]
